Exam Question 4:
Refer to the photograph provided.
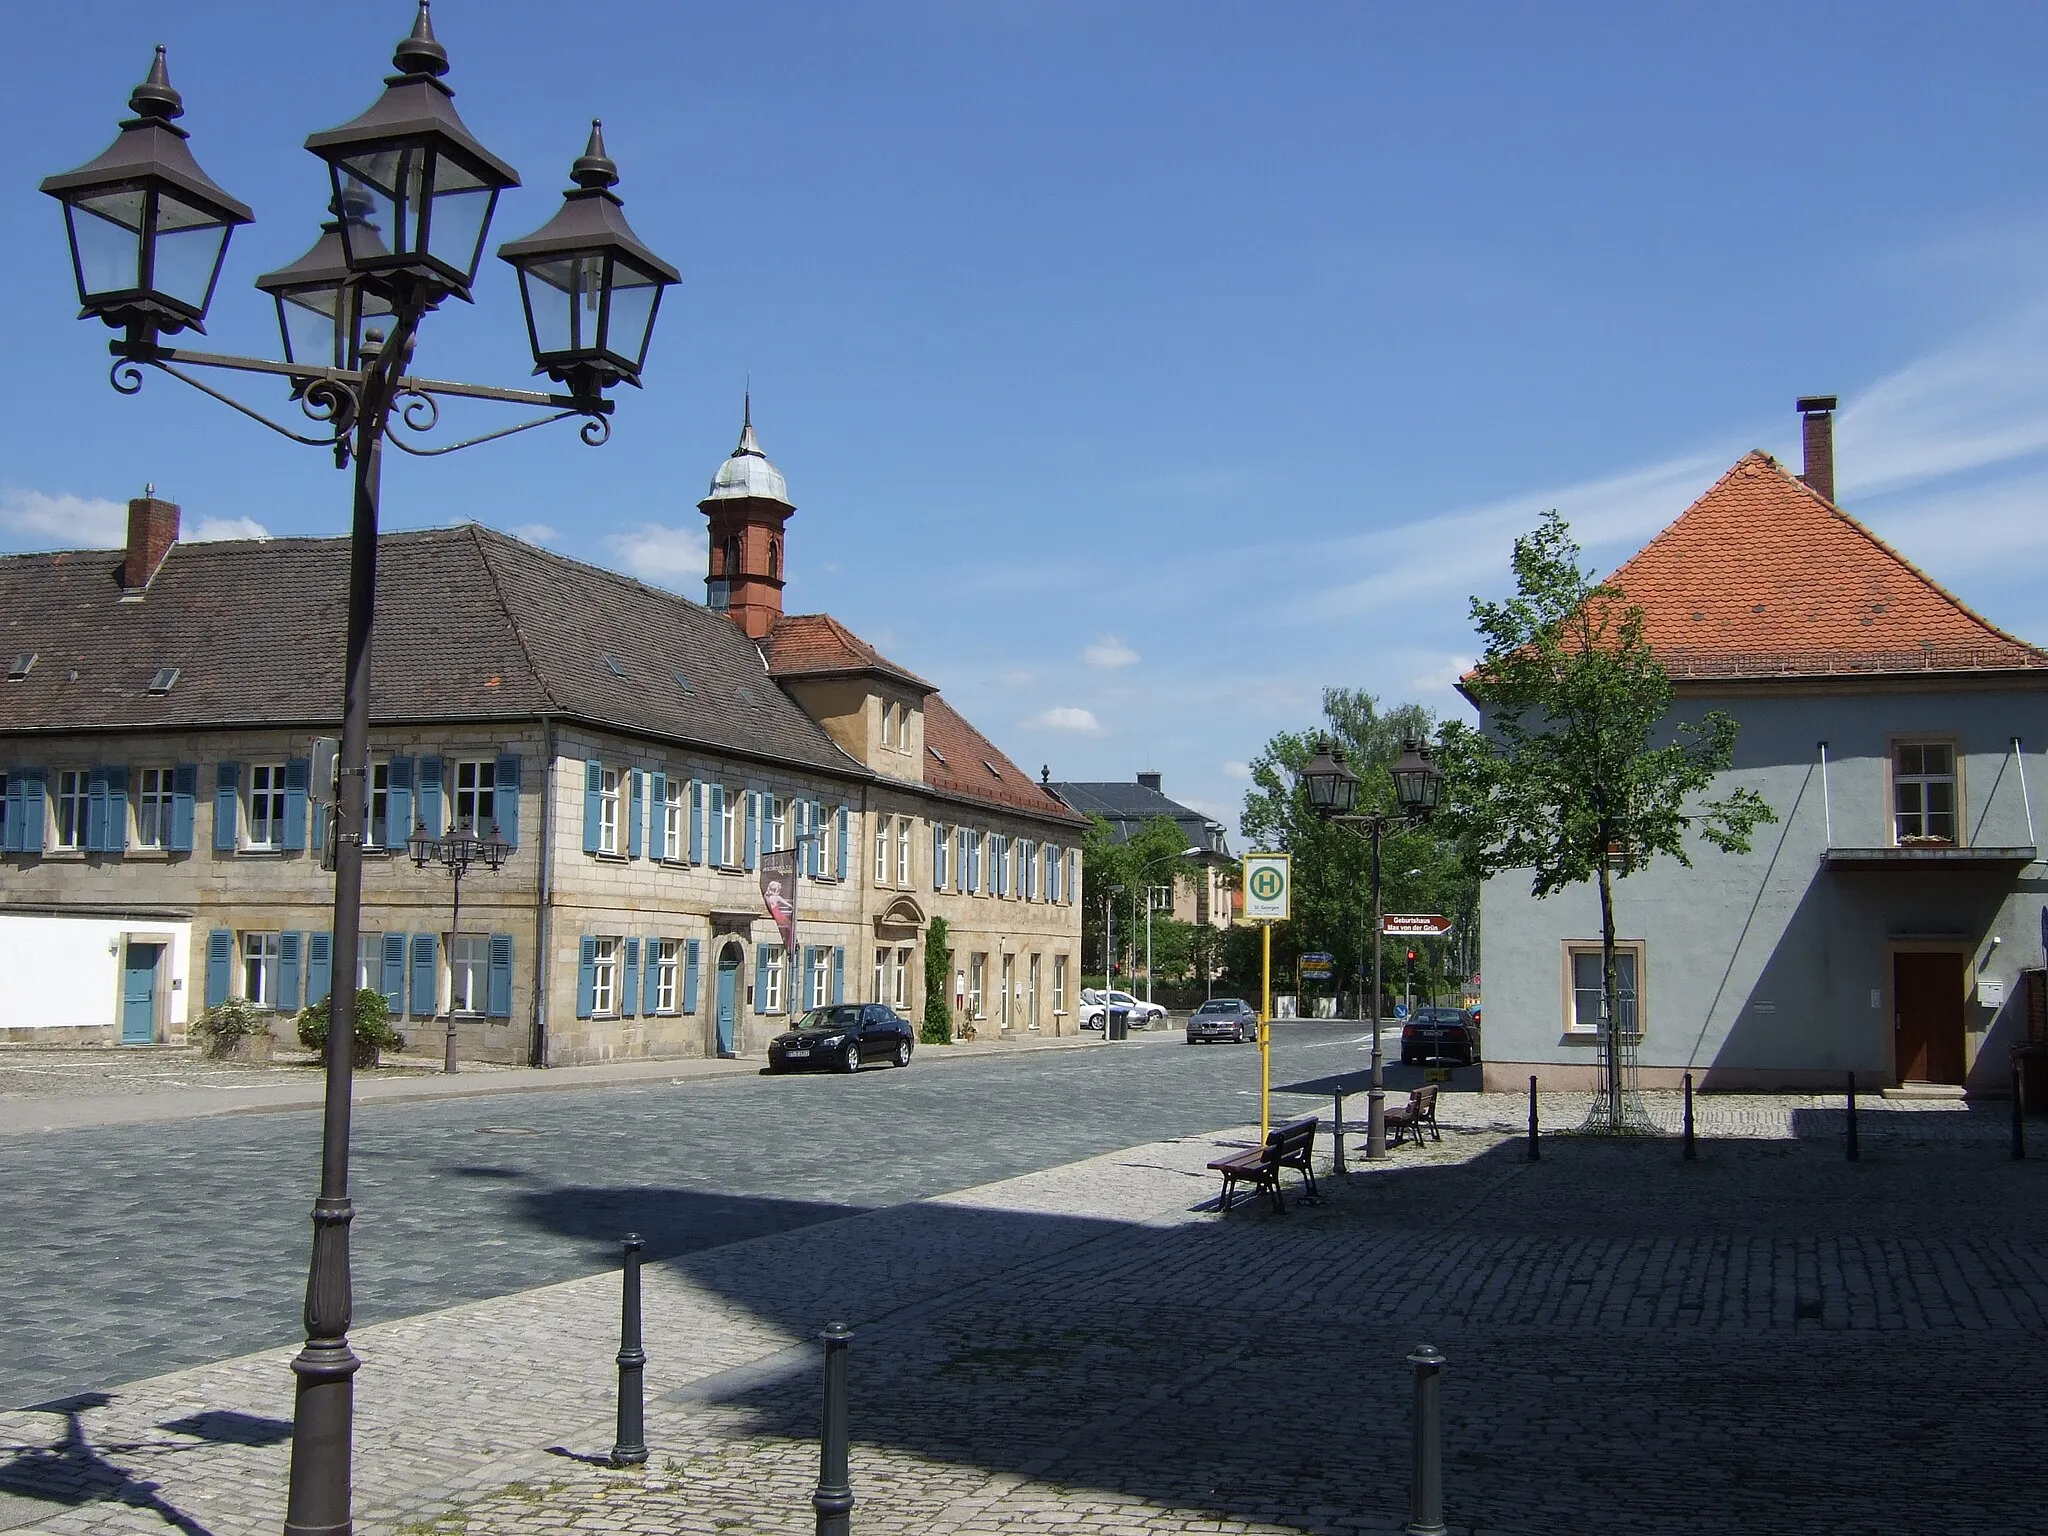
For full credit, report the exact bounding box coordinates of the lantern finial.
[572,120,618,191]
[393,1,450,79]
[129,45,183,122]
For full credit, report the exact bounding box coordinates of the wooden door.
[1894,952,1967,1085]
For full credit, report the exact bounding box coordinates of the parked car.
[766,1003,915,1073]
[1078,988,1168,1030]
[1186,998,1259,1044]
[1400,1006,1481,1066]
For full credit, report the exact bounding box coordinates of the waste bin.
[2013,1043,2048,1117]
[1106,1007,1130,1041]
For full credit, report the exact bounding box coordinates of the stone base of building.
[0,1025,130,1047]
[1481,1061,1896,1094]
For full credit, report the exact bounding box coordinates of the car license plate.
[786,1049,810,1059]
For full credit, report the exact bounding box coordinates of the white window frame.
[875,814,890,885]
[1027,952,1040,1028]
[933,822,950,890]
[660,780,684,861]
[247,764,287,850]
[453,759,497,833]
[598,768,622,855]
[1565,941,1644,1039]
[892,947,910,1010]
[968,952,985,1018]
[366,760,390,849]
[719,787,742,868]
[1892,739,1960,847]
[763,946,785,1013]
[55,768,89,850]
[243,931,281,1007]
[809,951,830,1010]
[655,939,680,1013]
[357,933,380,992]
[133,765,175,849]
[896,816,911,887]
[874,948,888,1004]
[592,936,619,1016]
[880,701,895,747]
[449,933,489,1015]
[1054,955,1067,1014]
[768,794,789,854]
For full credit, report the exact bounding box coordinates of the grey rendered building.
[1478,404,2048,1095]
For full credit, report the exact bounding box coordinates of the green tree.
[1081,814,1201,986]
[1439,510,1775,1130]
[1239,688,1476,1015]
[922,914,954,1044]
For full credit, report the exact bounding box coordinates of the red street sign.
[1381,914,1453,937]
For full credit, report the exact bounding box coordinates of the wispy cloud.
[1026,706,1104,735]
[507,522,558,545]
[1221,760,1251,779]
[0,489,125,549]
[604,523,702,589]
[188,516,271,542]
[1082,634,1140,669]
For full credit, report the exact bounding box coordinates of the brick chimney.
[1796,396,1838,505]
[122,492,180,592]
[1136,771,1163,793]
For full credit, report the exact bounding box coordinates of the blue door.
[121,942,161,1045]
[715,946,740,1058]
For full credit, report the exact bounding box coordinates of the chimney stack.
[1136,771,1163,793]
[122,491,180,592]
[1796,396,1838,505]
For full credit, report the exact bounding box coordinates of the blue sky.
[7,3,2048,836]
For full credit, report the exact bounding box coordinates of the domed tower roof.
[703,396,790,507]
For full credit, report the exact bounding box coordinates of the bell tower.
[698,396,794,639]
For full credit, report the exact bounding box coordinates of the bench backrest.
[1266,1117,1318,1160]
[1409,1085,1439,1114]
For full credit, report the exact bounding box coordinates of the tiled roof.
[0,526,862,775]
[765,613,933,689]
[923,695,1087,826]
[1607,452,2048,680]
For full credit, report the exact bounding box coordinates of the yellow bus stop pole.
[1260,921,1271,1138]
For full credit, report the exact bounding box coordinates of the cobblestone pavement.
[1,1084,2040,1536]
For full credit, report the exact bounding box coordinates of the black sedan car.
[1400,1006,1481,1066]
[766,1004,915,1073]
[1187,998,1260,1043]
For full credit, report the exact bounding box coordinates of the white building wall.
[0,914,191,1041]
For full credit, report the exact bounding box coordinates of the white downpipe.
[2015,737,2036,845]
[1818,742,1832,847]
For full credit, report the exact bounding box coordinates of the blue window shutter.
[204,929,233,1008]
[710,785,727,866]
[214,761,240,850]
[487,934,513,1017]
[756,944,770,1008]
[622,937,641,1018]
[278,931,304,1013]
[307,932,333,1008]
[836,805,849,880]
[628,769,645,859]
[1,771,22,853]
[168,764,196,852]
[381,933,407,1013]
[745,791,760,871]
[684,938,701,1014]
[643,937,663,1013]
[794,799,810,872]
[410,934,437,1018]
[832,946,846,1004]
[418,756,444,836]
[284,758,310,851]
[85,767,108,853]
[577,936,597,1018]
[689,780,705,864]
[388,757,415,844]
[494,754,522,845]
[649,773,667,857]
[582,759,603,852]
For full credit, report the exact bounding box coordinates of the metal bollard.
[1682,1071,1696,1161]
[813,1321,855,1536]
[2014,1061,2027,1162]
[1404,1344,1447,1536]
[1526,1075,1540,1162]
[611,1234,647,1466]
[1333,1091,1348,1176]
[1845,1072,1859,1163]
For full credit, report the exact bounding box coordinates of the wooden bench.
[1385,1085,1441,1148]
[1207,1116,1320,1213]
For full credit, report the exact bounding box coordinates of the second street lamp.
[41,9,680,1535]
[407,818,512,1073]
[1299,735,1443,1161]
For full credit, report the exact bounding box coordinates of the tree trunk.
[1598,855,1619,1114]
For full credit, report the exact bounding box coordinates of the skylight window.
[146,665,180,695]
[735,683,757,705]
[601,652,625,678]
[928,746,948,766]
[983,759,1002,779]
[6,652,35,681]
[673,671,695,696]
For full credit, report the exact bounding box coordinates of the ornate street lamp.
[498,121,681,403]
[39,46,252,341]
[1298,735,1443,1161]
[407,818,513,1074]
[42,10,676,1535]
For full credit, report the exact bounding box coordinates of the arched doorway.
[715,940,744,1057]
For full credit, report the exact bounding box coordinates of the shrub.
[297,988,406,1055]
[193,997,270,1047]
[921,916,954,1044]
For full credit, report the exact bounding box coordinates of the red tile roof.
[922,693,1087,824]
[765,613,933,689]
[1607,452,2048,679]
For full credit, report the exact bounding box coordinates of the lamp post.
[41,11,678,1533]
[1299,736,1442,1161]
[406,817,512,1072]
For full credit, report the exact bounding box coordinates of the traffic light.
[1406,949,1417,965]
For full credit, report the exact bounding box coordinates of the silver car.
[1186,998,1258,1043]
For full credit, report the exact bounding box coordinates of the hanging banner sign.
[760,848,799,955]
[1381,913,1453,937]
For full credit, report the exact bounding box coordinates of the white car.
[1078,988,1168,1030]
